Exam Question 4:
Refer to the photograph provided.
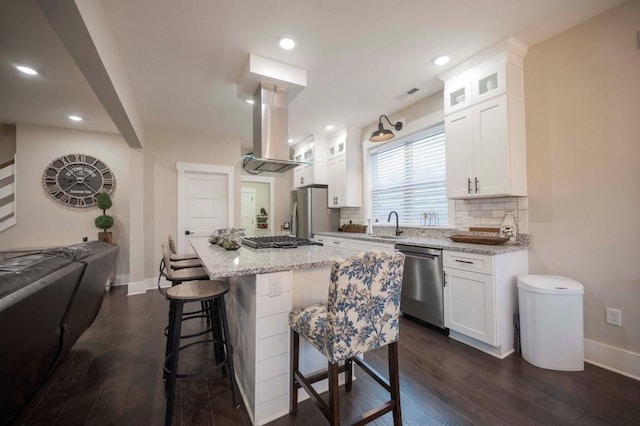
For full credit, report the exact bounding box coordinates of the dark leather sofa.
[0,241,118,424]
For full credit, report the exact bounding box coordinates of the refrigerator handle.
[291,201,298,237]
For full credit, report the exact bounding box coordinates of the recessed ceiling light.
[68,115,83,122]
[245,99,255,104]
[278,37,296,50]
[432,55,450,66]
[325,125,335,131]
[288,139,294,144]
[16,65,38,75]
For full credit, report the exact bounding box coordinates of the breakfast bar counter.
[189,236,350,425]
[189,236,351,279]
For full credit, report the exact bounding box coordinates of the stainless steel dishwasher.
[395,244,446,330]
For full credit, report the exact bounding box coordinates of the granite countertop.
[189,237,350,279]
[314,231,530,255]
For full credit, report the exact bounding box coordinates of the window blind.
[371,126,447,226]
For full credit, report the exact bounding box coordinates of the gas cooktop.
[241,235,314,249]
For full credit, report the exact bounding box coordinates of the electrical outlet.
[268,277,281,297]
[606,307,622,327]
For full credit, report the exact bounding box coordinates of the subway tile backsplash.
[339,196,529,235]
[338,207,365,227]
[455,196,529,234]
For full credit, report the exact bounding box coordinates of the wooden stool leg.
[345,358,353,392]
[165,301,183,426]
[328,361,340,426]
[163,302,175,383]
[290,330,300,415]
[388,341,402,426]
[210,300,225,369]
[217,297,240,409]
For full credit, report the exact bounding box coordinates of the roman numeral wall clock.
[42,153,115,208]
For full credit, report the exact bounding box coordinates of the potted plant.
[340,222,367,233]
[95,192,114,243]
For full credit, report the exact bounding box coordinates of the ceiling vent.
[393,87,420,101]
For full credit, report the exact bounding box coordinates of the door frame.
[240,187,257,236]
[176,162,234,252]
[240,174,275,236]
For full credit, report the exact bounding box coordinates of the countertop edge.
[313,232,530,255]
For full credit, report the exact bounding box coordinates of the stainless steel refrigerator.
[290,186,339,239]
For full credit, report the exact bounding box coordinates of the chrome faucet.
[387,211,403,236]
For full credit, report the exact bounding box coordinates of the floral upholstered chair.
[289,251,405,426]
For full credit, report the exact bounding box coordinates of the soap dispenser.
[500,210,517,244]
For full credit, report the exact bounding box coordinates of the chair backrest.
[325,251,405,363]
[167,235,177,254]
[161,243,175,280]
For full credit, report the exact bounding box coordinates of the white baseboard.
[584,338,640,381]
[127,276,170,296]
[127,279,148,295]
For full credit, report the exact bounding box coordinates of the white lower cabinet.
[444,267,496,345]
[314,235,394,254]
[313,235,348,250]
[346,238,369,253]
[443,249,528,359]
[369,242,395,253]
[347,238,394,254]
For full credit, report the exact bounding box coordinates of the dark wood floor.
[14,287,640,426]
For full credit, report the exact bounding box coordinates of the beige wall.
[141,125,294,277]
[142,125,241,277]
[361,91,444,142]
[0,123,131,280]
[0,124,16,164]
[524,0,640,353]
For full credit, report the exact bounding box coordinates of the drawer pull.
[455,259,474,264]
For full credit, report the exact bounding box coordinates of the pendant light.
[369,115,403,142]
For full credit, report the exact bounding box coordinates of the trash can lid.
[517,274,584,295]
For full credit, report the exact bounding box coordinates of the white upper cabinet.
[291,134,328,188]
[440,37,528,199]
[326,127,362,208]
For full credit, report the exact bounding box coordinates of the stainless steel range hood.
[237,55,307,175]
[242,83,304,174]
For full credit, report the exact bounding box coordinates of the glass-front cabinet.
[444,73,472,115]
[291,134,328,188]
[470,57,507,105]
[328,136,346,159]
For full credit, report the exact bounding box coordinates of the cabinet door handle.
[443,271,447,287]
[474,177,479,194]
[455,259,474,264]
[467,178,471,194]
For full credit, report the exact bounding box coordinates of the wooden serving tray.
[449,235,509,245]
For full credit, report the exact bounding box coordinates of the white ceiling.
[0,0,625,149]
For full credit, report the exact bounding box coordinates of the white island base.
[226,266,345,425]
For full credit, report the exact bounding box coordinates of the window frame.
[362,114,453,229]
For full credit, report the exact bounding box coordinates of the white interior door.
[241,188,256,237]
[177,163,233,253]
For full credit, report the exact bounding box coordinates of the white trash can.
[517,275,584,371]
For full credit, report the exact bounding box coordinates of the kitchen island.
[189,236,351,425]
